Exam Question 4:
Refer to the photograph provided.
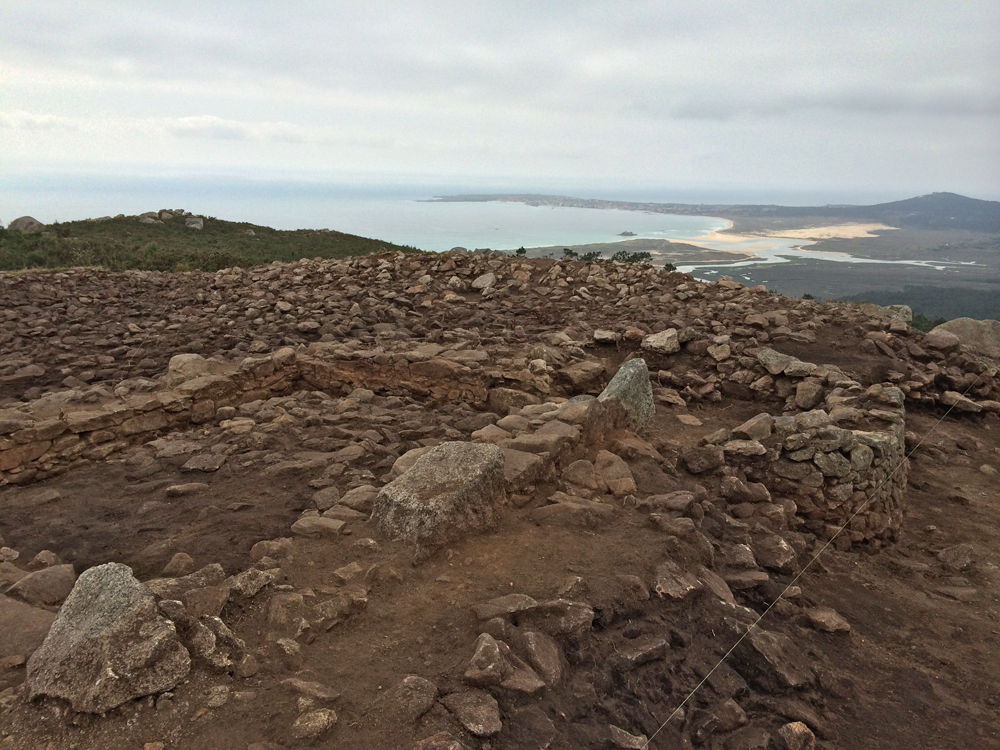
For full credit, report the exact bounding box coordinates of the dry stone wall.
[0,337,621,486]
[706,348,907,547]
[0,339,915,552]
[0,348,300,485]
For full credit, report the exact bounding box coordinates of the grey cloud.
[0,1,997,196]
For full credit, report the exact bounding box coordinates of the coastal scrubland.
[0,214,416,273]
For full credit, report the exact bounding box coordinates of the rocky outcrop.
[7,216,45,233]
[25,562,191,713]
[2,247,997,747]
[1,250,997,486]
[932,318,1000,361]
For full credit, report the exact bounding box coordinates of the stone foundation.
[717,361,907,546]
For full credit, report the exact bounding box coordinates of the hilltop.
[0,209,416,273]
[0,250,998,749]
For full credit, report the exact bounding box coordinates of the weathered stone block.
[372,442,506,549]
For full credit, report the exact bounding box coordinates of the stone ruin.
[1,250,997,748]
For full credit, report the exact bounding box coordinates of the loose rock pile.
[0,249,997,749]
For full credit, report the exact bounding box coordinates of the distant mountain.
[434,191,1000,233]
[758,192,1000,232]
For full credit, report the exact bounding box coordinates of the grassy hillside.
[0,213,417,272]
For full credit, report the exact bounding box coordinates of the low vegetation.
[911,313,949,333]
[0,215,417,272]
[560,246,668,267]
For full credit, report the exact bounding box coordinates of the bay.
[1,174,728,253]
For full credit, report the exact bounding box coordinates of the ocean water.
[1,174,729,253]
[310,199,728,253]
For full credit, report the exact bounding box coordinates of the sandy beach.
[764,223,898,240]
[683,220,899,254]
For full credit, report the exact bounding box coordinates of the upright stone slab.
[26,563,191,713]
[371,442,506,549]
[597,358,655,429]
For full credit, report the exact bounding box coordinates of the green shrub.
[610,250,652,264]
[912,313,948,332]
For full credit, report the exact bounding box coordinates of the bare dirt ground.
[1,252,998,749]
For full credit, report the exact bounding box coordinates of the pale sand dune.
[764,223,897,240]
[692,220,755,244]
[692,220,897,244]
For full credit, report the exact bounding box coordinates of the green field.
[0,214,417,272]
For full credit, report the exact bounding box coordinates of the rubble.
[0,249,997,747]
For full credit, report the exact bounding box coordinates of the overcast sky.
[2,1,999,202]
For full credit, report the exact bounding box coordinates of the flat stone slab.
[181,454,226,472]
[442,689,502,737]
[372,442,506,549]
[732,628,815,693]
[641,329,680,354]
[291,516,345,538]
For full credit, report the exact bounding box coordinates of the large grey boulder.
[26,563,191,713]
[597,358,655,428]
[8,216,45,233]
[933,318,1000,360]
[371,442,506,550]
